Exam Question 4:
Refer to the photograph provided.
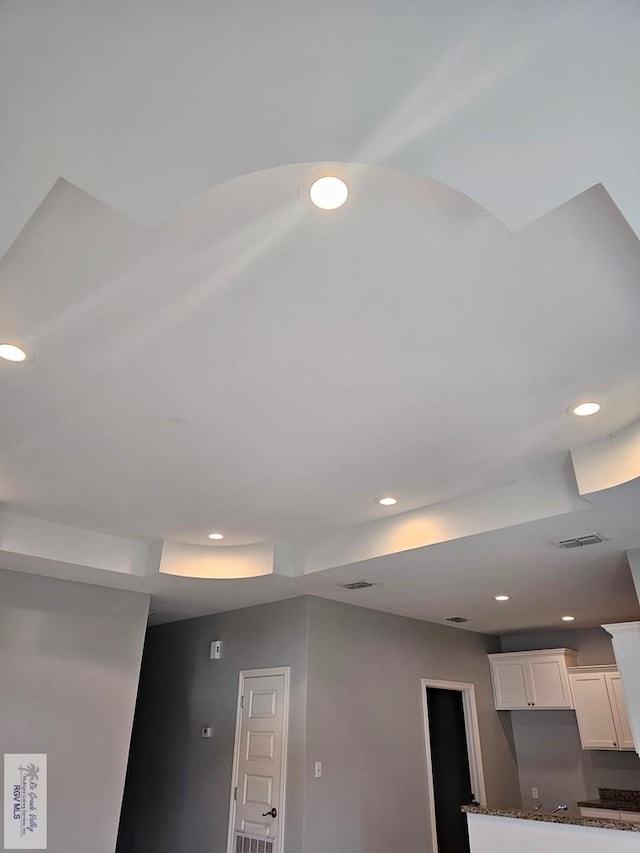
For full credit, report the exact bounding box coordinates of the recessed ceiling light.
[309,176,348,210]
[495,595,510,602]
[568,402,601,417]
[562,615,575,622]
[376,496,398,506]
[0,343,27,362]
[208,532,224,540]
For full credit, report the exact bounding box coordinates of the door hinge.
[240,695,244,710]
[234,786,238,801]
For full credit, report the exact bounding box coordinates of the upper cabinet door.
[490,659,531,710]
[526,655,574,709]
[488,650,577,710]
[570,672,618,749]
[606,673,635,751]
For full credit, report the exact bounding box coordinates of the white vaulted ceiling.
[1,0,640,632]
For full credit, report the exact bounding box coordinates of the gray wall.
[500,627,640,813]
[501,627,618,665]
[0,569,149,853]
[117,596,309,853]
[303,597,521,853]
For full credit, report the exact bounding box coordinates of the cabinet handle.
[613,742,617,747]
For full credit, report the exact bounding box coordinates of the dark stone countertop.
[461,805,640,832]
[578,788,640,814]
[577,798,640,814]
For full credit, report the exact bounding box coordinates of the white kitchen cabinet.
[580,808,640,823]
[603,622,640,756]
[580,807,622,820]
[569,667,634,751]
[608,673,636,750]
[488,649,578,710]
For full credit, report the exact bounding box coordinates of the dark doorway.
[426,687,474,853]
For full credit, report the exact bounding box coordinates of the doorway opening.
[421,679,486,853]
[226,667,290,853]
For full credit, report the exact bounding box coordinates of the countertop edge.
[461,805,640,832]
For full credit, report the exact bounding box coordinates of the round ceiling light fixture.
[568,401,601,417]
[309,176,349,210]
[562,615,575,622]
[495,595,510,602]
[0,343,27,362]
[376,496,398,506]
[208,532,224,540]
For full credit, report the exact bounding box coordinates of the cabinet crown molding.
[603,622,640,635]
[488,648,578,660]
[568,664,618,673]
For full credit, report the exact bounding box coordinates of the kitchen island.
[462,805,640,852]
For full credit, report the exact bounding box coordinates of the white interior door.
[229,670,289,852]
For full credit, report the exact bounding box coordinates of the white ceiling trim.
[2,428,638,583]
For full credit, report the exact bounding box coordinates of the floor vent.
[342,581,373,590]
[557,533,604,550]
[235,832,274,853]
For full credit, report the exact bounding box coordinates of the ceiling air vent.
[557,533,604,550]
[342,581,373,590]
[446,617,468,624]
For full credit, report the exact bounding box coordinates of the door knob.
[262,808,277,819]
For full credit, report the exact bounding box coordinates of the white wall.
[0,569,149,853]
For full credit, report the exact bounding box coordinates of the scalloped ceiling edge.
[2,166,634,265]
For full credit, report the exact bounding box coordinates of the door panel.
[427,688,473,853]
[491,660,530,709]
[570,673,618,749]
[607,673,635,750]
[527,657,572,708]
[620,812,640,823]
[234,674,286,840]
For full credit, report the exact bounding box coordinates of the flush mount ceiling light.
[495,595,510,602]
[208,532,224,540]
[0,343,27,362]
[568,401,601,417]
[309,176,349,210]
[562,615,576,622]
[376,496,398,506]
